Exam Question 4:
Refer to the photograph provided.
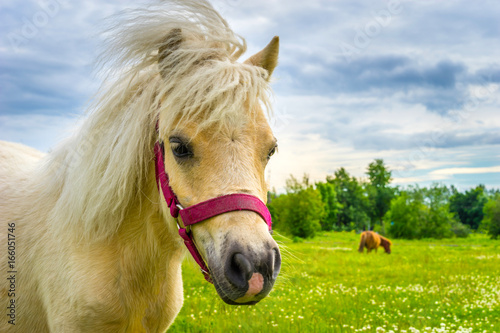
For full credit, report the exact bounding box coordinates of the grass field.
[169,232,500,332]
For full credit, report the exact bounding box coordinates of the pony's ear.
[158,28,183,76]
[244,36,279,79]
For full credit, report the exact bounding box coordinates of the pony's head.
[47,1,282,305]
[380,236,392,254]
[154,25,281,303]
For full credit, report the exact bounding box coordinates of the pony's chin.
[220,297,259,306]
[217,289,265,306]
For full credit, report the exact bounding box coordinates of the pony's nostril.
[272,248,281,280]
[226,253,253,289]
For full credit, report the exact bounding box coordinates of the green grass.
[169,232,500,332]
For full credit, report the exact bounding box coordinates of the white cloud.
[0,114,81,152]
[431,166,500,176]
[1,0,500,191]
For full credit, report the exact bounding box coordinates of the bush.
[315,181,340,231]
[482,195,500,239]
[267,175,325,239]
[385,192,425,239]
[451,222,471,238]
[373,223,388,236]
[332,222,356,232]
[385,185,455,239]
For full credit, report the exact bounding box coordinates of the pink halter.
[154,141,272,283]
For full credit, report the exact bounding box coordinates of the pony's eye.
[267,145,277,159]
[169,138,193,158]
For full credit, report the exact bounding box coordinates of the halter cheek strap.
[154,141,272,284]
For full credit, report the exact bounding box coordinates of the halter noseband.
[153,140,272,283]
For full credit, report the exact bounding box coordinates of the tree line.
[267,159,500,240]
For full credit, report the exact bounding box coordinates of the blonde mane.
[35,0,273,241]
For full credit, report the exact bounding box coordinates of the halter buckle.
[175,204,188,230]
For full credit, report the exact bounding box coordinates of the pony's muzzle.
[223,246,281,304]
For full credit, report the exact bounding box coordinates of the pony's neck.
[115,160,182,249]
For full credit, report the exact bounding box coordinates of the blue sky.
[1,0,499,191]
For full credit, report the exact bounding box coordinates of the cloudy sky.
[1,0,499,191]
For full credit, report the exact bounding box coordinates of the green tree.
[366,159,395,227]
[482,194,500,239]
[385,184,455,239]
[315,181,341,231]
[449,185,487,230]
[421,184,455,239]
[385,188,427,239]
[267,175,325,238]
[327,168,369,230]
[285,174,308,192]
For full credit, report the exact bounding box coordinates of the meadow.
[170,232,500,332]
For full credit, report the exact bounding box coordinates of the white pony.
[0,0,281,331]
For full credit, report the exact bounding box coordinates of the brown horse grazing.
[358,231,392,254]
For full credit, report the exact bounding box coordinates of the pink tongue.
[247,273,264,296]
[234,272,264,303]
